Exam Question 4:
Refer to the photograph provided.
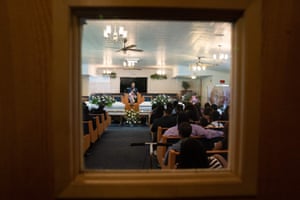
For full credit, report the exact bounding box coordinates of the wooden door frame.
[52,0,261,198]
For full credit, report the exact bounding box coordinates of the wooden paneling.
[258,0,300,199]
[0,0,53,200]
[0,1,14,199]
[1,0,300,199]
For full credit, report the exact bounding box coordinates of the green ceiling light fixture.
[150,73,167,80]
[150,69,167,80]
[109,72,117,78]
[102,70,117,79]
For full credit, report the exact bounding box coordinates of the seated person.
[194,102,203,119]
[220,105,230,121]
[202,102,212,123]
[151,104,177,142]
[184,103,200,122]
[199,117,210,127]
[163,112,224,140]
[163,122,192,165]
[149,104,164,125]
[210,104,221,121]
[177,138,224,169]
[172,103,184,116]
[189,93,199,105]
[82,102,91,135]
[171,100,179,115]
[82,102,92,121]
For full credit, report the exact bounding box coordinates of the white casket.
[139,101,152,113]
[104,102,125,115]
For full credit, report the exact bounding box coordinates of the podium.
[122,92,143,111]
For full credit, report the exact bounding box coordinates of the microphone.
[130,143,146,146]
[130,142,172,146]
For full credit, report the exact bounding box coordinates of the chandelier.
[103,25,127,42]
[191,63,207,71]
[189,57,212,79]
[102,69,112,75]
[123,58,139,67]
[213,44,229,61]
[156,69,166,75]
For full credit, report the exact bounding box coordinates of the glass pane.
[81,19,231,170]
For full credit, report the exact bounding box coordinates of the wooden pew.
[157,135,223,168]
[156,135,177,167]
[82,120,92,154]
[106,113,112,126]
[89,114,105,137]
[95,115,104,137]
[166,149,229,169]
[88,116,99,143]
[103,112,112,129]
[157,126,169,142]
[100,113,107,130]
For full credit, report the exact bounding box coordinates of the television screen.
[120,77,147,93]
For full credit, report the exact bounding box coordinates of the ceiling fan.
[116,38,143,53]
[195,56,216,66]
[196,56,205,64]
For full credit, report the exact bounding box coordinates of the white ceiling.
[82,20,232,72]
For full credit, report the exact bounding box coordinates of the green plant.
[150,73,167,80]
[182,81,190,90]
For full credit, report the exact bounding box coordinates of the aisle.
[84,124,154,169]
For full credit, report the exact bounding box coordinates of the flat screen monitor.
[120,77,147,93]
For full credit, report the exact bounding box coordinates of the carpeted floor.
[84,124,159,169]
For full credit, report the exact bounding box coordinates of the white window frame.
[52,0,261,198]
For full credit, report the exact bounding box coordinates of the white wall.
[81,65,230,101]
[201,76,213,104]
[82,68,182,95]
[81,75,90,96]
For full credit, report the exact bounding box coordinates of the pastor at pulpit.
[127,82,138,104]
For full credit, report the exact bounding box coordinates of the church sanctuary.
[2,0,300,199]
[81,20,231,169]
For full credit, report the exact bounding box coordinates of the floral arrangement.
[124,109,140,125]
[151,94,170,106]
[90,95,115,107]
